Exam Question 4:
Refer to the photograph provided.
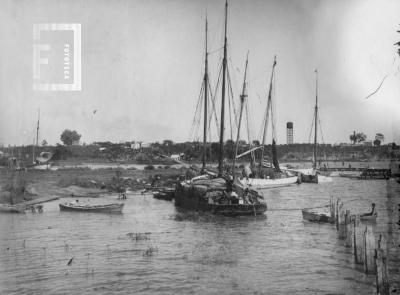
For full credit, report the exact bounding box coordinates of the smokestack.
[287,122,293,144]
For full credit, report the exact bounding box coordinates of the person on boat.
[69,199,79,206]
[243,188,250,204]
[224,179,239,204]
[361,203,376,217]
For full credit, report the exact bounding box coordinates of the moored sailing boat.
[238,56,298,189]
[300,70,332,183]
[31,110,53,170]
[174,1,267,216]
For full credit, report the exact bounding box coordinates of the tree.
[375,133,384,142]
[52,144,72,160]
[349,131,366,144]
[41,139,48,146]
[60,129,81,145]
[225,139,235,159]
[373,139,381,146]
[252,140,260,146]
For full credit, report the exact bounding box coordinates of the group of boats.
[302,205,378,224]
[172,0,335,216]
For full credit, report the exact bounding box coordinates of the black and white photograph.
[0,0,399,294]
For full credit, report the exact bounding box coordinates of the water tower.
[287,122,293,144]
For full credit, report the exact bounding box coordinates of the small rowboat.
[0,204,25,214]
[360,213,377,221]
[152,187,175,201]
[302,208,333,223]
[59,203,124,213]
[339,173,360,179]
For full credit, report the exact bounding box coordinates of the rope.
[318,113,325,144]
[209,66,221,138]
[308,112,315,144]
[188,81,205,141]
[227,67,238,130]
[268,205,329,211]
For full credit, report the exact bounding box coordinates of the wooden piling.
[335,198,340,230]
[338,204,346,239]
[353,215,364,264]
[345,210,352,247]
[329,196,335,223]
[375,235,389,295]
[363,225,375,274]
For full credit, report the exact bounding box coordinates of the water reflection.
[0,178,398,294]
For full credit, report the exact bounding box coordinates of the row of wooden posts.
[329,196,390,295]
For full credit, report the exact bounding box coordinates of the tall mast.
[259,56,276,171]
[201,16,209,172]
[233,52,249,179]
[313,69,318,170]
[33,109,40,164]
[218,0,228,176]
[36,109,40,147]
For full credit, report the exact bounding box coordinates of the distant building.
[286,122,293,144]
[131,142,141,150]
[171,154,181,161]
[362,141,373,146]
[171,153,185,161]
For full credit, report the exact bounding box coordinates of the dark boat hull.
[301,174,318,183]
[153,192,174,201]
[302,209,333,223]
[175,181,267,216]
[59,203,124,213]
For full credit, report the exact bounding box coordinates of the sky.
[0,0,399,146]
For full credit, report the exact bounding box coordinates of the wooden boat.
[236,56,299,189]
[153,187,175,201]
[339,173,360,179]
[302,207,333,223]
[175,177,267,216]
[59,203,124,213]
[174,1,266,216]
[360,213,377,221]
[0,204,25,213]
[240,176,299,189]
[299,71,333,184]
[298,170,332,183]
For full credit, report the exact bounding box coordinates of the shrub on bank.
[144,165,155,170]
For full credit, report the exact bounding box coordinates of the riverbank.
[0,166,186,205]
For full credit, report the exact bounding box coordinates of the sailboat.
[174,1,267,216]
[31,110,52,170]
[238,56,299,189]
[299,70,332,183]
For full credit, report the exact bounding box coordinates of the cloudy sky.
[0,0,399,146]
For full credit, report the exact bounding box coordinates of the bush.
[52,144,72,160]
[144,165,155,170]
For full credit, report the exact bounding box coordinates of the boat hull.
[360,214,377,221]
[239,176,298,189]
[174,180,267,216]
[339,173,360,179]
[153,191,174,201]
[302,209,333,223]
[0,204,25,213]
[301,174,332,183]
[59,203,124,213]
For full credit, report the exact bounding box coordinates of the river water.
[0,177,398,294]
